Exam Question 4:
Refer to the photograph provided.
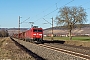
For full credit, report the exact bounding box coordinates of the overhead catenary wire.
[20,17,30,24]
[64,0,74,6]
[30,0,61,21]
[34,8,58,23]
[33,0,75,29]
[19,0,61,25]
[20,0,75,25]
[22,0,90,28]
[40,0,90,28]
[34,0,75,23]
[43,18,52,25]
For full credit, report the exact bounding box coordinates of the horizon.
[0,23,90,29]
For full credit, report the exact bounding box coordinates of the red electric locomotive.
[12,26,43,43]
[25,26,43,43]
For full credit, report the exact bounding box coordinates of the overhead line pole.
[19,16,20,34]
[18,16,21,38]
[51,17,53,40]
[43,18,54,40]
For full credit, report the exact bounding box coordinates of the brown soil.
[0,37,35,60]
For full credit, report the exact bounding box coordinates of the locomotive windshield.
[33,29,42,32]
[38,30,42,32]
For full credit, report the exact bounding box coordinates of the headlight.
[39,34,42,35]
[33,34,36,35]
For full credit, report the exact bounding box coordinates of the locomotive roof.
[31,27,42,29]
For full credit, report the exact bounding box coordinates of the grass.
[43,36,90,41]
[0,38,5,47]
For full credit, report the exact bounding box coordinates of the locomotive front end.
[33,28,43,42]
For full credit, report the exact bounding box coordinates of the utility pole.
[43,18,54,40]
[51,17,53,40]
[18,16,21,38]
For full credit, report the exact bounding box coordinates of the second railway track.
[38,44,90,60]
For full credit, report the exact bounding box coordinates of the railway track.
[11,38,90,60]
[38,44,90,60]
[10,37,45,60]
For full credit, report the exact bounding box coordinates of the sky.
[0,0,90,29]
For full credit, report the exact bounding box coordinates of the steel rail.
[38,44,90,60]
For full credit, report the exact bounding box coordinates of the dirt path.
[0,37,35,60]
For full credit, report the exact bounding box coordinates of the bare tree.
[55,6,87,40]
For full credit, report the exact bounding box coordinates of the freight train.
[12,26,43,43]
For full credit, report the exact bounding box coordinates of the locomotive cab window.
[33,29,42,32]
[33,29,37,32]
[38,30,42,32]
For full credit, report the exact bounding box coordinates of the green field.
[43,36,90,41]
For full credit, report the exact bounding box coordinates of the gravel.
[14,38,89,60]
[45,43,90,56]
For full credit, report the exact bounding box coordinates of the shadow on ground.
[42,40,65,44]
[10,37,46,60]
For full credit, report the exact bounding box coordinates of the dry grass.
[0,37,35,60]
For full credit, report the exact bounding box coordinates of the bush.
[0,30,9,37]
